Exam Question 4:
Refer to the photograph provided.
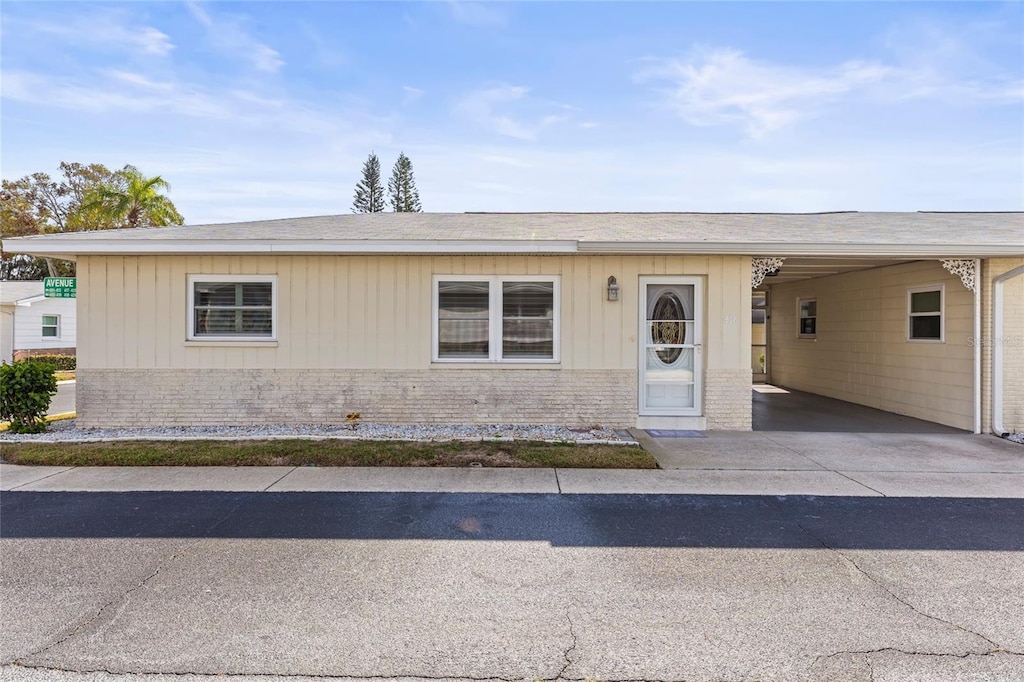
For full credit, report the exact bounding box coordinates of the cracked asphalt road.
[1,492,1022,682]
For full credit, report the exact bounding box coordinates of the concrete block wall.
[78,366,754,430]
[76,368,639,428]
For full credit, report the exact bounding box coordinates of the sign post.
[44,277,76,298]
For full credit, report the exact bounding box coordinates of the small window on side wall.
[908,285,943,342]
[188,275,277,341]
[798,298,817,338]
[42,315,60,338]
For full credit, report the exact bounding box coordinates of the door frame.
[638,276,704,417]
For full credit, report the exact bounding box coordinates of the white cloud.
[447,2,509,28]
[637,36,1023,138]
[0,68,379,138]
[186,1,284,73]
[455,85,572,140]
[12,12,174,57]
[635,47,892,138]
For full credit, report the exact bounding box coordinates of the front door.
[639,277,703,416]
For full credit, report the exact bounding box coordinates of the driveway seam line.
[262,466,299,492]
[831,470,887,497]
[3,466,77,491]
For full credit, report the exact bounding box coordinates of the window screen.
[193,281,273,337]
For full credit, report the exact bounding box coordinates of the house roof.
[0,281,45,306]
[3,212,1022,258]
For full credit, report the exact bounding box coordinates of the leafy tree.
[1,162,184,279]
[388,152,422,213]
[78,165,184,229]
[352,152,385,213]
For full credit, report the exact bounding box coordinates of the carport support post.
[974,258,981,434]
[942,258,983,435]
[992,263,1024,436]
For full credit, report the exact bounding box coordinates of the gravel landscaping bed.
[0,418,635,445]
[1008,432,1024,445]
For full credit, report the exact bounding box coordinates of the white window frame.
[797,297,817,339]
[187,274,278,342]
[41,314,60,339]
[432,274,560,364]
[907,284,945,343]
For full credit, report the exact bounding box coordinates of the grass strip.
[1,439,658,469]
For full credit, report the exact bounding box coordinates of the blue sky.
[2,1,1022,224]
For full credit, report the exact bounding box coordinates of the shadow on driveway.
[3,491,1023,551]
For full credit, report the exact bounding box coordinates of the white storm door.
[639,277,703,416]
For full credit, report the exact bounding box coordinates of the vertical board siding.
[83,254,749,376]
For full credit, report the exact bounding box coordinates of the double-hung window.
[907,285,943,342]
[798,298,817,338]
[188,275,277,341]
[41,315,60,338]
[433,275,559,362]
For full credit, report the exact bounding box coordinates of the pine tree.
[388,152,422,213]
[352,153,385,213]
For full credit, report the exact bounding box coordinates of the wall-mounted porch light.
[607,276,620,302]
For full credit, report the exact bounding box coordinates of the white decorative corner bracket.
[751,257,785,288]
[940,259,976,292]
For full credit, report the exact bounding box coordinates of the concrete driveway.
[633,430,1024,498]
[2,490,1023,682]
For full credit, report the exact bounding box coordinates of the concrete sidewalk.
[3,460,1023,497]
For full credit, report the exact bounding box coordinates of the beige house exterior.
[4,212,1022,434]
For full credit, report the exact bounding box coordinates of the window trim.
[432,274,560,364]
[907,283,945,343]
[187,274,278,342]
[797,297,817,339]
[41,314,60,339]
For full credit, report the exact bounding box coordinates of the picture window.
[433,275,559,362]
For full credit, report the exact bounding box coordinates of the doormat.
[645,429,706,438]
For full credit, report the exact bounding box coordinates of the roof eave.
[578,241,1022,258]
[1,239,581,257]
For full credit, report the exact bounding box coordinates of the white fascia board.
[2,239,580,256]
[577,241,1024,257]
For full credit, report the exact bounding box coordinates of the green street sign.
[44,277,76,298]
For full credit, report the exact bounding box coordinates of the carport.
[750,253,982,433]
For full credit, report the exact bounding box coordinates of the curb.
[0,412,77,433]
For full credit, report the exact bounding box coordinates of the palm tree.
[78,165,184,229]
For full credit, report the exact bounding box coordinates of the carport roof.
[3,211,1022,258]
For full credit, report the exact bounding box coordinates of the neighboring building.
[0,281,78,364]
[3,212,1021,434]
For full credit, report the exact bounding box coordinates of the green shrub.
[26,354,76,371]
[0,360,58,433]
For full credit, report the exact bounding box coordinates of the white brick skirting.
[77,368,639,429]
[704,368,754,431]
[77,367,755,430]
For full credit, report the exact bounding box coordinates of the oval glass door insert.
[651,291,686,363]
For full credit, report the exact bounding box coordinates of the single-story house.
[3,212,1022,434]
[0,280,78,364]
